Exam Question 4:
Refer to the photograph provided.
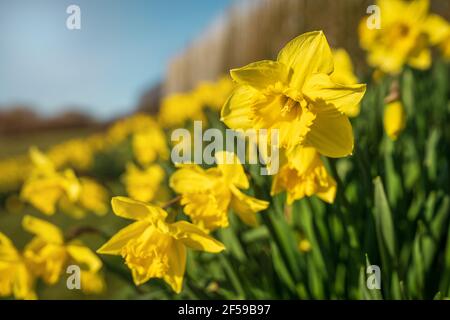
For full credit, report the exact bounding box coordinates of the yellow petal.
[97,220,149,255]
[423,14,450,45]
[303,73,366,117]
[13,264,36,300]
[230,186,269,226]
[22,215,63,245]
[221,85,258,129]
[286,146,319,175]
[169,221,225,253]
[305,107,354,158]
[277,30,334,89]
[169,165,217,194]
[408,47,431,70]
[230,60,289,89]
[67,244,102,272]
[111,196,167,222]
[0,232,19,261]
[163,240,186,294]
[214,151,249,189]
[384,101,406,140]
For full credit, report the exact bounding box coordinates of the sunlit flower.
[359,0,449,74]
[170,151,269,231]
[97,197,225,293]
[47,139,94,171]
[20,147,80,215]
[331,48,361,117]
[271,147,336,204]
[22,215,103,293]
[0,232,36,300]
[384,101,406,140]
[221,31,366,157]
[132,125,168,166]
[193,76,235,111]
[122,162,165,203]
[158,93,205,128]
[298,239,312,253]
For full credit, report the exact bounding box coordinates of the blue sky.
[0,0,235,119]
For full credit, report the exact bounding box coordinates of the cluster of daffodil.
[359,0,450,141]
[0,215,104,299]
[1,0,449,299]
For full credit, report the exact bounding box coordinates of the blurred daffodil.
[384,101,406,140]
[0,232,36,300]
[221,31,366,157]
[97,197,225,293]
[122,162,165,203]
[193,76,235,111]
[359,0,449,74]
[20,147,80,215]
[159,93,205,128]
[22,215,104,294]
[271,147,336,204]
[132,126,169,166]
[170,151,269,231]
[331,48,361,117]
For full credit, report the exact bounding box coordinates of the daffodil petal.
[67,244,102,273]
[169,165,217,194]
[214,151,249,189]
[423,14,450,45]
[111,196,167,222]
[277,30,334,88]
[169,221,225,253]
[305,108,354,158]
[0,232,19,261]
[230,186,269,226]
[221,85,258,129]
[22,215,63,245]
[303,73,366,116]
[230,60,289,90]
[97,220,149,255]
[163,240,186,294]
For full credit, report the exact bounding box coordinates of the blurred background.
[1,0,449,150]
[1,0,450,300]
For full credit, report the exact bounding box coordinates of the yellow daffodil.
[22,215,103,292]
[47,139,94,171]
[78,177,109,215]
[20,148,80,215]
[97,197,225,293]
[132,126,168,166]
[331,48,360,117]
[359,0,449,74]
[0,232,36,300]
[221,31,366,157]
[193,76,235,111]
[122,162,165,202]
[158,93,206,128]
[384,101,406,140]
[298,239,312,253]
[170,151,269,231]
[271,147,336,204]
[80,270,106,294]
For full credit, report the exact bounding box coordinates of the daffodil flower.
[359,0,450,74]
[271,146,336,204]
[0,232,36,300]
[132,122,169,166]
[170,151,269,231]
[122,162,165,203]
[331,48,361,117]
[22,215,103,292]
[20,148,80,215]
[97,197,225,293]
[222,31,365,157]
[384,101,406,140]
